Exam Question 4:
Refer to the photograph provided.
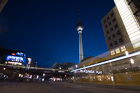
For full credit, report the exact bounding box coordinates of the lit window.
[115,48,120,54]
[121,46,126,52]
[111,50,115,55]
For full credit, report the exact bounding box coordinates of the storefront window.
[121,46,126,52]
[115,48,120,54]
[111,50,115,55]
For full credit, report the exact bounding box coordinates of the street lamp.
[125,51,129,56]
[125,51,134,69]
[36,62,37,67]
[3,68,6,70]
[129,58,134,69]
[75,65,78,68]
[84,65,85,70]
[130,58,134,64]
[35,62,37,70]
[3,68,6,76]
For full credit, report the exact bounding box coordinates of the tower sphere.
[76,20,84,32]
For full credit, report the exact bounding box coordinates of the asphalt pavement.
[0,81,140,93]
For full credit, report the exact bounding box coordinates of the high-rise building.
[114,0,140,49]
[101,6,131,56]
[0,0,8,12]
[127,0,140,17]
[101,0,140,56]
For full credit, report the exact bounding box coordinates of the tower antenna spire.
[78,3,80,20]
[76,1,84,63]
[78,1,81,23]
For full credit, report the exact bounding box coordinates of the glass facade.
[72,52,140,84]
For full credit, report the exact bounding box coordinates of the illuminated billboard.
[6,55,26,65]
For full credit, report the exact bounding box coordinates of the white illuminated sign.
[76,70,102,74]
[28,58,31,65]
[6,61,22,65]
[58,71,64,72]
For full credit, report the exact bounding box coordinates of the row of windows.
[108,19,116,26]
[103,13,114,23]
[110,38,123,47]
[105,21,117,29]
[111,46,126,56]
[106,24,118,34]
[107,31,121,40]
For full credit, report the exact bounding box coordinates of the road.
[0,81,140,93]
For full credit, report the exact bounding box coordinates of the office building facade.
[102,0,140,56]
[101,7,131,51]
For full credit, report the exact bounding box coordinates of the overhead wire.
[56,0,114,62]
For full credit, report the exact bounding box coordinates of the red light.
[8,63,12,65]
[11,53,15,55]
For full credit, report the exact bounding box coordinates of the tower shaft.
[79,32,83,63]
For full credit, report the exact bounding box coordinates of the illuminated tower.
[76,18,84,63]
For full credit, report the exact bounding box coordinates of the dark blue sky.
[0,0,115,67]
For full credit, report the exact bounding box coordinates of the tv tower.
[76,5,84,63]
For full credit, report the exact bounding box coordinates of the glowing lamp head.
[130,59,134,64]
[76,20,84,32]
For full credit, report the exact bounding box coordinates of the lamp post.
[125,51,134,70]
[75,65,78,69]
[35,62,37,70]
[3,68,6,78]
[3,67,6,70]
[125,51,129,56]
[130,58,134,69]
[36,62,37,67]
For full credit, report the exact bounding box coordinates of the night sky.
[0,0,115,67]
